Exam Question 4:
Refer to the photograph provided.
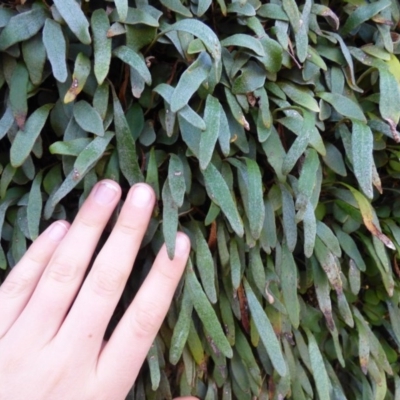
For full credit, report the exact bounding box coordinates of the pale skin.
[0,180,197,400]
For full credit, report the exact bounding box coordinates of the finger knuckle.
[130,303,164,339]
[91,265,126,296]
[117,220,142,236]
[47,257,78,283]
[77,214,100,230]
[154,265,179,285]
[25,243,49,266]
[0,268,36,297]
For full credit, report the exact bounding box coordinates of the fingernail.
[130,184,153,208]
[93,181,119,205]
[47,222,69,241]
[175,233,190,256]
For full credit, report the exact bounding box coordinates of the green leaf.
[49,138,92,156]
[341,0,392,36]
[256,36,283,73]
[240,158,265,240]
[171,52,212,113]
[162,179,178,259]
[115,0,128,22]
[333,225,366,271]
[43,19,67,83]
[282,0,301,32]
[229,238,241,290]
[199,95,221,170]
[111,85,143,185]
[0,163,17,200]
[314,237,342,293]
[202,163,244,237]
[317,92,366,122]
[280,243,300,328]
[168,154,186,207]
[348,259,361,295]
[12,221,26,265]
[311,256,335,332]
[113,45,151,85]
[0,246,6,271]
[221,34,265,56]
[186,260,233,358]
[0,8,16,28]
[223,92,248,134]
[154,83,206,129]
[322,143,347,177]
[279,82,320,112]
[53,0,91,45]
[255,87,272,133]
[9,62,29,129]
[146,340,160,391]
[64,52,91,103]
[27,171,43,240]
[22,33,46,86]
[145,148,159,199]
[261,199,277,252]
[328,33,361,92]
[258,4,289,21]
[73,132,114,178]
[110,7,160,27]
[0,8,47,50]
[316,221,341,258]
[73,101,104,137]
[107,22,126,37]
[160,0,192,17]
[197,0,212,17]
[280,184,297,252]
[170,285,193,365]
[228,2,255,16]
[282,110,313,175]
[249,245,266,295]
[0,107,14,141]
[295,0,311,63]
[93,81,110,120]
[10,104,53,168]
[91,9,112,85]
[193,222,217,304]
[243,278,286,377]
[298,149,319,200]
[303,202,316,258]
[162,19,222,63]
[304,328,331,400]
[352,120,373,199]
[232,61,267,95]
[44,168,84,219]
[378,65,400,132]
[346,185,395,250]
[311,4,339,30]
[235,326,262,386]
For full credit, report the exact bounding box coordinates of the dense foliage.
[1,0,400,398]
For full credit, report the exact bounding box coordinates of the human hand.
[0,180,195,400]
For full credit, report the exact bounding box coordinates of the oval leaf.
[73,100,104,137]
[186,261,233,358]
[202,163,244,237]
[10,104,53,168]
[53,0,91,45]
[43,19,67,83]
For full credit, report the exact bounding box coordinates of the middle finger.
[56,184,155,351]
[9,180,121,343]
